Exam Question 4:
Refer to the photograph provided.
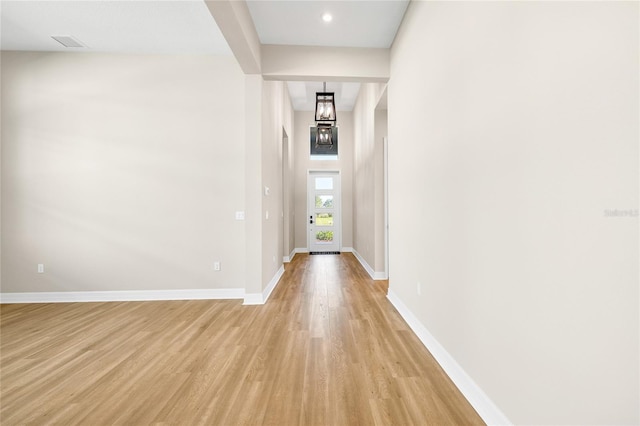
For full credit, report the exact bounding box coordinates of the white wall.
[1,52,247,292]
[243,75,263,297]
[373,108,387,274]
[389,2,638,424]
[282,126,295,260]
[261,80,294,285]
[261,45,389,82]
[352,83,386,275]
[293,111,353,250]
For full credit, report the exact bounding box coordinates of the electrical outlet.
[38,264,44,273]
[214,261,221,271]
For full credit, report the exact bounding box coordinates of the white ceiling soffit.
[287,81,360,112]
[247,0,409,48]
[0,0,232,55]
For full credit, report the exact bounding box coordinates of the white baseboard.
[0,288,245,304]
[387,289,511,426]
[242,293,264,305]
[283,248,297,263]
[263,265,284,302]
[294,247,308,254]
[341,247,353,253]
[243,265,285,305]
[351,249,387,280]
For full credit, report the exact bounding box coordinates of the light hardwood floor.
[0,253,484,425]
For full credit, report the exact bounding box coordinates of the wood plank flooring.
[0,253,484,425]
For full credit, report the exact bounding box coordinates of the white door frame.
[307,170,342,252]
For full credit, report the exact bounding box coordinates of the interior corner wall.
[352,83,386,274]
[373,108,387,274]
[261,80,294,288]
[293,110,354,251]
[1,52,247,293]
[388,2,639,424]
[283,87,296,259]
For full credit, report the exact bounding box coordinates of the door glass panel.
[315,177,333,190]
[315,213,333,226]
[315,230,334,243]
[315,195,333,208]
[309,172,340,252]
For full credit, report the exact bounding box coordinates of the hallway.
[1,253,483,425]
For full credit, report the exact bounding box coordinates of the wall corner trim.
[243,265,285,305]
[386,289,512,426]
[351,248,387,280]
[0,288,245,304]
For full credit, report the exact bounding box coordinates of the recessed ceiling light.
[322,13,333,23]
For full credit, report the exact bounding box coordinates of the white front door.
[308,171,341,253]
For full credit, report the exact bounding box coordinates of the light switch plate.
[235,211,245,220]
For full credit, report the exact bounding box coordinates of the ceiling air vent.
[51,35,86,48]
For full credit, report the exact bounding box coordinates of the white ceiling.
[0,1,231,55]
[0,0,406,111]
[246,0,409,48]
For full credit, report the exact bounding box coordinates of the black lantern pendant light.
[315,82,336,122]
[316,123,334,147]
[312,82,338,155]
